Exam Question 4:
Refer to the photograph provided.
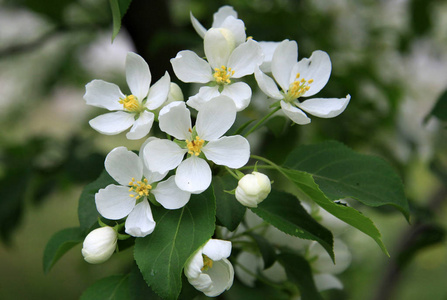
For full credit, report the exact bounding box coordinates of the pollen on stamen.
[186,136,205,156]
[119,95,141,112]
[213,65,235,85]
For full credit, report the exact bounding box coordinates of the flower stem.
[225,166,240,180]
[244,106,281,137]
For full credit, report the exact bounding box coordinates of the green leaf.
[134,187,216,300]
[247,233,276,269]
[213,175,246,231]
[81,274,130,300]
[109,0,133,42]
[426,89,447,122]
[278,252,323,300]
[78,170,116,232]
[225,279,290,300]
[251,189,334,261]
[43,227,84,274]
[129,265,162,300]
[283,141,409,220]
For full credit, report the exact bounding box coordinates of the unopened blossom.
[255,39,350,124]
[184,239,234,297]
[143,96,250,194]
[235,172,271,208]
[95,146,190,237]
[81,226,117,264]
[171,30,263,111]
[84,52,170,139]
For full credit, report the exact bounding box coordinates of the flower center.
[186,136,205,156]
[213,65,235,85]
[128,177,152,200]
[119,95,141,112]
[287,73,313,100]
[201,255,214,271]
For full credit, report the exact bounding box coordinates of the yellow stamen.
[213,65,235,85]
[201,255,214,271]
[128,177,152,200]
[119,95,141,112]
[186,136,205,156]
[287,73,314,100]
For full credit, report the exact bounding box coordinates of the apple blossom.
[81,226,117,264]
[235,172,271,208]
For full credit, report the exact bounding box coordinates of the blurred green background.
[0,0,446,299]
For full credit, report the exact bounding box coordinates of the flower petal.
[221,82,252,111]
[314,274,343,291]
[105,146,143,186]
[297,95,350,118]
[152,175,191,209]
[280,101,311,125]
[258,41,280,73]
[84,80,124,110]
[175,156,211,194]
[126,110,154,140]
[190,11,206,38]
[145,71,171,110]
[125,199,156,237]
[126,52,151,100]
[202,258,234,297]
[272,40,298,92]
[143,139,186,174]
[203,239,232,260]
[196,96,237,141]
[171,50,213,83]
[254,68,283,99]
[212,6,238,28]
[186,86,220,111]
[293,50,332,97]
[204,28,232,69]
[95,185,135,220]
[159,101,192,140]
[89,111,135,135]
[220,16,246,46]
[228,39,263,78]
[203,135,250,168]
[139,137,169,183]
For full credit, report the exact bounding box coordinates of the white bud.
[81,227,118,264]
[235,172,271,208]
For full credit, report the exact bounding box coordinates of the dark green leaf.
[23,0,75,23]
[426,89,447,122]
[110,0,133,41]
[78,170,116,232]
[251,189,334,261]
[134,187,216,300]
[213,175,246,231]
[129,265,162,300]
[247,233,276,269]
[284,141,409,220]
[278,252,323,300]
[43,227,84,274]
[225,279,290,300]
[81,274,130,300]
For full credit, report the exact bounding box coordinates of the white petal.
[203,239,232,260]
[280,101,311,125]
[89,111,135,135]
[126,111,154,140]
[143,139,186,174]
[145,71,171,110]
[220,16,246,46]
[297,95,350,118]
[105,146,143,186]
[203,136,250,168]
[171,50,213,83]
[254,68,283,99]
[228,39,263,78]
[258,41,280,73]
[175,156,211,194]
[159,101,192,140]
[272,40,298,92]
[221,82,252,111]
[125,199,156,237]
[202,258,234,297]
[186,86,220,111]
[204,28,232,69]
[84,80,124,110]
[212,6,238,28]
[314,274,343,291]
[126,52,151,101]
[196,96,237,141]
[185,249,205,279]
[190,11,206,38]
[293,50,332,97]
[95,185,135,220]
[139,137,169,183]
[152,176,191,209]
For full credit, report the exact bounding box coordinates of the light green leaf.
[43,227,84,274]
[283,141,409,220]
[109,0,133,42]
[251,189,334,261]
[134,187,216,300]
[81,274,130,300]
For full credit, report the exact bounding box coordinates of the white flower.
[171,31,263,111]
[184,239,234,297]
[95,146,191,237]
[255,40,350,124]
[81,226,117,264]
[235,172,271,208]
[143,96,250,194]
[84,52,170,140]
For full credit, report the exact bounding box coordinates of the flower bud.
[81,226,118,264]
[235,172,271,208]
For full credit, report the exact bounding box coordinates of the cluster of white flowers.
[80,5,350,297]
